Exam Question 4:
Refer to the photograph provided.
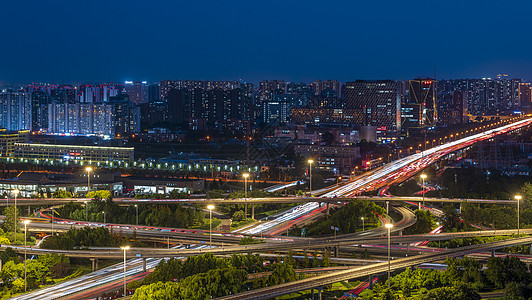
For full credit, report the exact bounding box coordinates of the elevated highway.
[219,236,532,300]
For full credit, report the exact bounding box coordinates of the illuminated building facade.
[14,143,134,162]
[345,80,401,134]
[0,90,32,131]
[48,103,114,136]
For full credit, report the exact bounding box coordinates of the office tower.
[345,80,401,133]
[407,78,437,127]
[123,81,149,104]
[263,100,290,124]
[0,90,32,131]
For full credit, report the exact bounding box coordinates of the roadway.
[1,195,518,206]
[10,227,532,260]
[219,236,532,300]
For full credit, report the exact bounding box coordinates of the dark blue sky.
[2,0,532,84]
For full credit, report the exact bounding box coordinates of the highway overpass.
[219,236,532,300]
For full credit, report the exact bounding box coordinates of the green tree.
[87,190,112,200]
[2,206,20,233]
[504,281,526,300]
[232,210,245,221]
[266,263,296,286]
[132,281,180,300]
[52,190,73,198]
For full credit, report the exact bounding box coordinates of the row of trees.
[0,253,70,293]
[361,256,531,299]
[40,227,128,250]
[131,252,332,299]
[57,200,204,228]
[306,200,384,236]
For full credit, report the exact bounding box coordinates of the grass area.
[231,218,255,230]
[255,203,299,219]
[191,219,222,230]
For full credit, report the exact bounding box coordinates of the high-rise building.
[48,103,114,136]
[123,81,149,104]
[111,99,141,135]
[148,83,160,102]
[407,78,437,127]
[0,90,32,131]
[311,80,342,98]
[30,91,50,131]
[438,77,522,115]
[345,80,401,134]
[263,100,290,124]
[519,83,532,109]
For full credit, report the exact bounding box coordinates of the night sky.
[2,0,532,84]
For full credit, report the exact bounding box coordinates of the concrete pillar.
[318,286,323,300]
[529,244,532,255]
[334,246,339,258]
[459,203,462,214]
[90,258,98,271]
[311,289,314,300]
[143,258,147,272]
[491,250,495,257]
[326,203,330,215]
[369,275,374,289]
[251,204,255,220]
[407,244,410,253]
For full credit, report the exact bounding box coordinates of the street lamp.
[85,167,92,194]
[515,195,522,235]
[120,246,130,297]
[420,174,427,210]
[337,176,342,187]
[361,217,365,231]
[102,211,106,223]
[23,219,30,292]
[134,205,138,226]
[243,173,249,219]
[385,223,394,288]
[207,204,215,247]
[13,189,19,244]
[308,159,314,195]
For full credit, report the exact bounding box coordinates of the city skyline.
[2,1,532,84]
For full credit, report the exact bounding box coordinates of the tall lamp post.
[23,219,31,292]
[85,167,92,194]
[134,204,138,226]
[515,195,522,235]
[385,223,394,289]
[102,211,106,223]
[243,173,249,219]
[207,205,215,247]
[361,217,365,231]
[420,174,427,210]
[121,246,130,296]
[308,159,314,196]
[13,189,19,244]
